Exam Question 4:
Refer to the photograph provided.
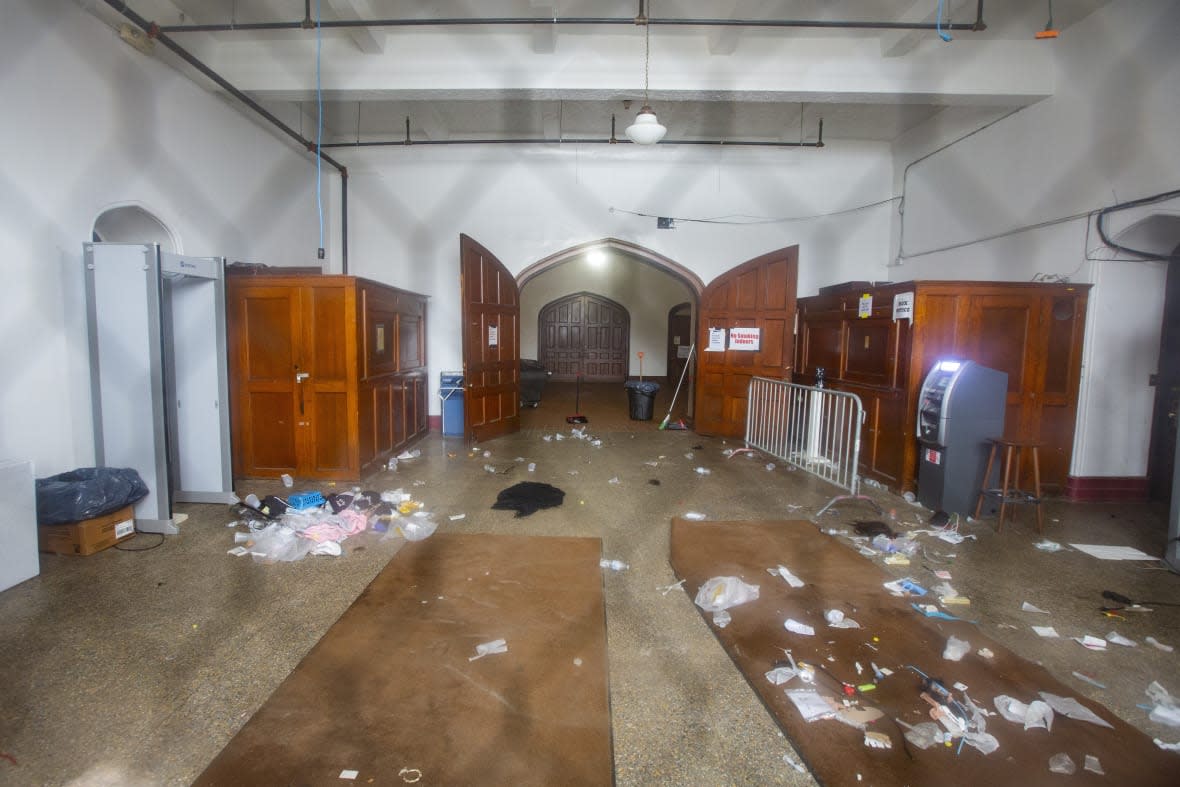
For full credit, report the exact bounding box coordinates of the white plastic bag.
[943,635,970,661]
[694,576,760,626]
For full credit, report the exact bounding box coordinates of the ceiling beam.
[324,0,384,54]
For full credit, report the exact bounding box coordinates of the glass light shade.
[625,107,667,145]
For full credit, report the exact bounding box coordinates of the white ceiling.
[92,0,1112,145]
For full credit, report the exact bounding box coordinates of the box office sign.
[728,327,761,351]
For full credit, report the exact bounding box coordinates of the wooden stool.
[974,438,1044,532]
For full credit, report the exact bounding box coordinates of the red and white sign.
[924,448,942,465]
[728,327,761,351]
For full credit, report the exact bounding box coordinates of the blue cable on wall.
[936,0,952,42]
[315,0,324,257]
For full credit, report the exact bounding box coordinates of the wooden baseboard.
[1065,475,1150,502]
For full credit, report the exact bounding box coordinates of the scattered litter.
[233,532,250,544]
[912,603,965,621]
[339,769,359,780]
[608,476,621,485]
[310,540,343,556]
[644,460,659,467]
[448,514,466,521]
[786,689,838,722]
[392,512,438,542]
[1038,692,1114,728]
[853,520,896,539]
[1155,738,1180,752]
[784,618,816,636]
[1084,755,1105,775]
[884,554,911,566]
[898,719,945,749]
[694,576,760,627]
[952,681,968,692]
[824,609,860,629]
[694,467,712,476]
[768,565,805,588]
[658,579,687,596]
[1147,682,1180,727]
[1070,543,1157,561]
[574,657,583,667]
[398,767,422,783]
[1106,631,1137,647]
[483,450,492,457]
[1146,636,1174,652]
[1032,625,1060,638]
[977,647,994,659]
[782,752,806,773]
[227,546,249,557]
[683,511,707,521]
[766,463,776,471]
[527,463,536,473]
[1072,671,1106,689]
[995,696,1054,731]
[543,435,553,442]
[942,635,970,661]
[766,667,800,686]
[491,482,565,518]
[483,464,497,474]
[934,570,953,580]
[397,449,421,460]
[1034,540,1065,552]
[468,639,508,661]
[600,559,629,571]
[1074,634,1108,651]
[883,578,927,596]
[280,473,294,488]
[713,610,732,628]
[863,731,892,749]
[1048,753,1076,775]
[1022,602,1050,614]
[684,452,694,460]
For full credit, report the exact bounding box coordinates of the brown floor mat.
[195,534,613,786]
[669,519,1174,787]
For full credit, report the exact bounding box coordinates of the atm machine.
[916,359,1008,516]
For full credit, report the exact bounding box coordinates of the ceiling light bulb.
[625,106,666,145]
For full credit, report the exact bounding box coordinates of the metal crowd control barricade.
[745,376,882,517]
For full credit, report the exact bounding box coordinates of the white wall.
[0,0,326,475]
[889,0,1180,480]
[519,254,693,377]
[342,142,894,406]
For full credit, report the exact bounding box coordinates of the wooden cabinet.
[796,281,1089,495]
[227,274,427,481]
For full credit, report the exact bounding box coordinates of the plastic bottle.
[599,559,629,571]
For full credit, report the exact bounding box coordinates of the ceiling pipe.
[321,118,823,149]
[158,6,986,34]
[101,0,350,272]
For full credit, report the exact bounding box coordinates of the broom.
[658,343,695,430]
[566,374,588,424]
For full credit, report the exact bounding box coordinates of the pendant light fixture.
[625,1,666,145]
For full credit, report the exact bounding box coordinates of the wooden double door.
[539,292,629,382]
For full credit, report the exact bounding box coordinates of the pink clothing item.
[299,508,369,543]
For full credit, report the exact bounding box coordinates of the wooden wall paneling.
[795,281,1090,496]
[228,274,428,481]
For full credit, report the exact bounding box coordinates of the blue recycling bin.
[440,372,464,436]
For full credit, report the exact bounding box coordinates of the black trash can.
[520,359,551,407]
[623,380,661,421]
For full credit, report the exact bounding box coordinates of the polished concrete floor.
[2,395,1179,785]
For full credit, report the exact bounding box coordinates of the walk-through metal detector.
[84,243,235,534]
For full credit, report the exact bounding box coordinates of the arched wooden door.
[695,247,798,438]
[538,292,629,382]
[460,234,520,443]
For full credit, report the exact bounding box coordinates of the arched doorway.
[538,292,629,382]
[91,203,178,251]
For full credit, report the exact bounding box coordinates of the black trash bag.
[492,482,565,518]
[35,467,149,525]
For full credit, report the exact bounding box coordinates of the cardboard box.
[38,506,135,556]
